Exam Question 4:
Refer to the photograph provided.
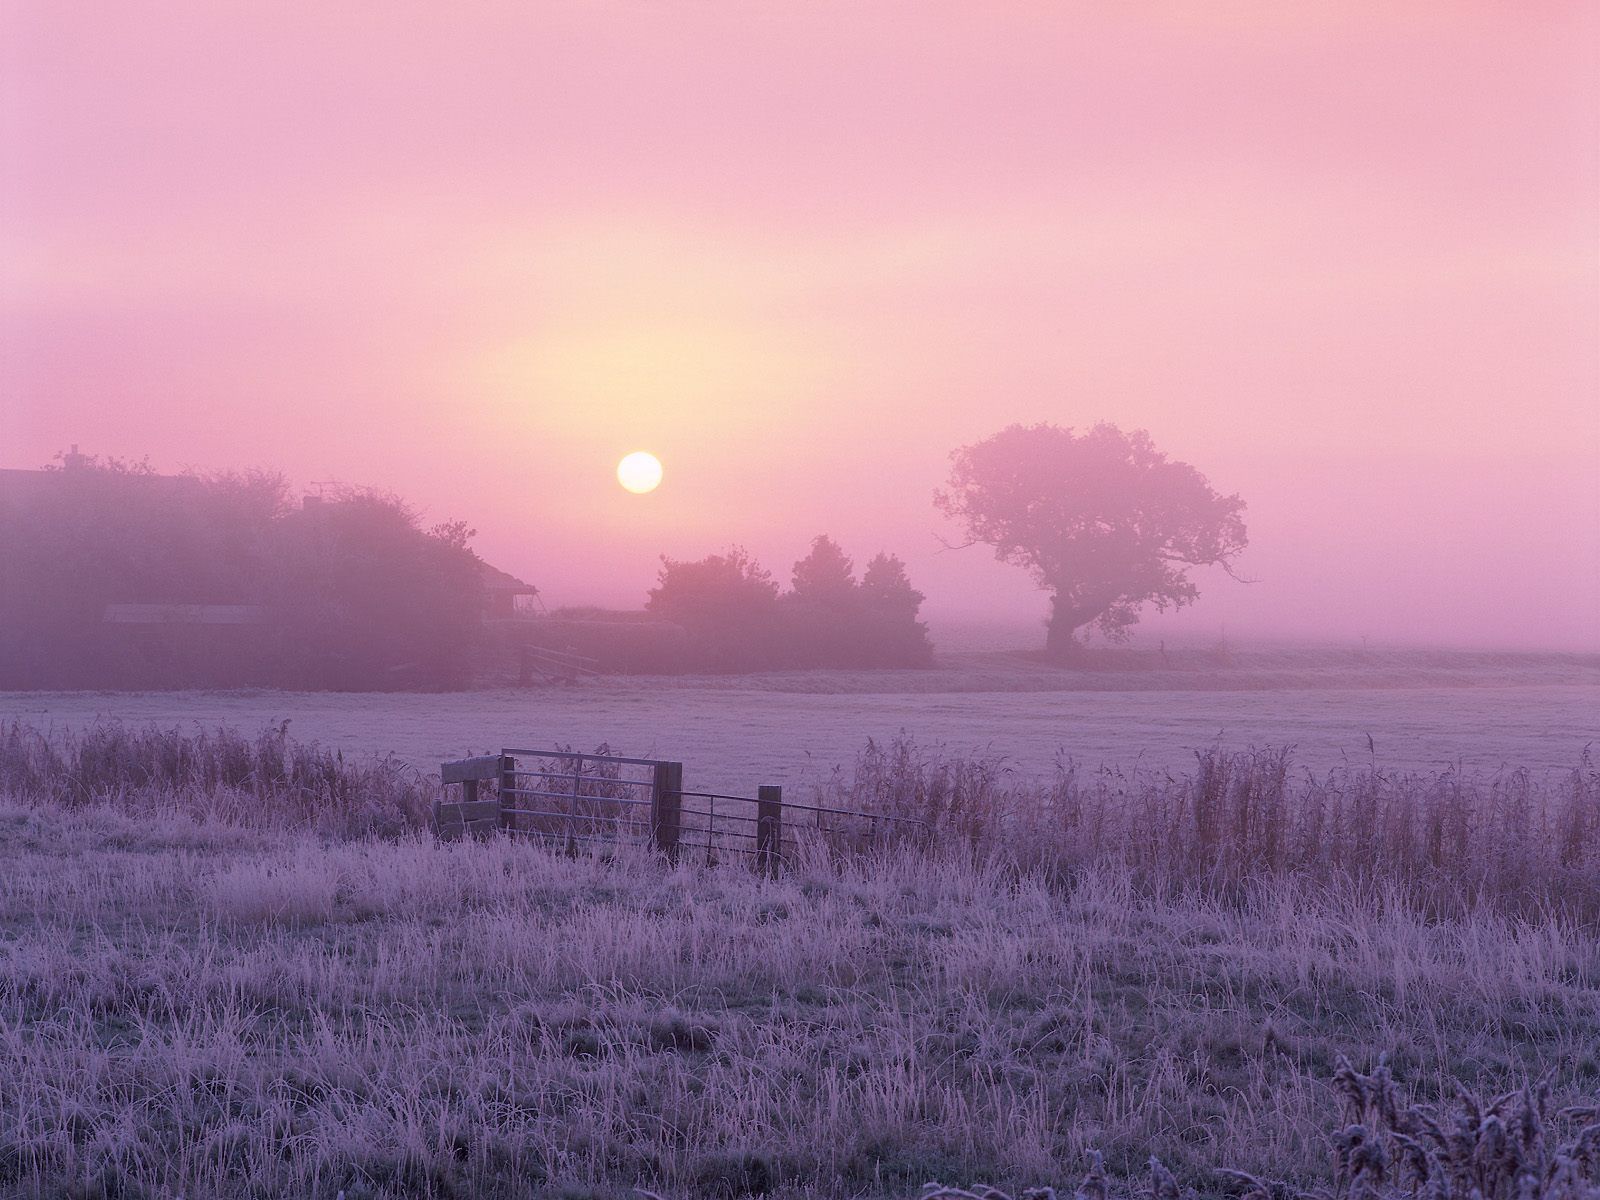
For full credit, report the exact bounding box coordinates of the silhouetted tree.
[644,540,933,671]
[789,535,858,607]
[782,536,864,667]
[646,547,781,669]
[860,552,919,616]
[265,487,483,689]
[936,423,1247,655]
[859,552,934,666]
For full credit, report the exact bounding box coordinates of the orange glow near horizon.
[2,3,1595,649]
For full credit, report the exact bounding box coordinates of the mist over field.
[6,667,1597,792]
[5,4,1598,652]
[3,4,1598,1199]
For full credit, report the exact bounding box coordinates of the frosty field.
[3,731,1598,1200]
[4,651,1595,796]
[3,650,1599,1199]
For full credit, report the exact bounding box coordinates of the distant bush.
[547,606,672,624]
[857,550,936,667]
[645,537,933,671]
[781,537,935,668]
[0,457,287,687]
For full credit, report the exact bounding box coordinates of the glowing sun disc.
[617,451,663,494]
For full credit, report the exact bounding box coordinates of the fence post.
[651,761,682,860]
[756,785,782,875]
[498,753,516,832]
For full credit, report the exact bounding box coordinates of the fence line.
[433,746,925,870]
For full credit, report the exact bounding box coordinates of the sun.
[616,451,663,494]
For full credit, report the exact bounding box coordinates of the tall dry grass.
[0,719,430,837]
[3,721,1596,918]
[820,738,1600,921]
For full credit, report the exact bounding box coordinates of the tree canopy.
[646,539,932,670]
[0,457,483,689]
[789,535,857,608]
[936,423,1247,653]
[646,547,779,627]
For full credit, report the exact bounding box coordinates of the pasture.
[3,650,1595,796]
[2,648,1597,1199]
[4,798,1597,1200]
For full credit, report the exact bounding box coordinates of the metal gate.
[496,748,678,851]
[435,746,924,868]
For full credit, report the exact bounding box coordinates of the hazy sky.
[4,3,1597,649]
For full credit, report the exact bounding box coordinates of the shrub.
[0,457,288,687]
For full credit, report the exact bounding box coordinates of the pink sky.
[3,3,1597,649]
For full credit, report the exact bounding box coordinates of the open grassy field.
[4,795,1598,1200]
[2,650,1597,1198]
[3,649,1595,796]
[1,710,1598,1199]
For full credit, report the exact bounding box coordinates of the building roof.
[479,561,539,595]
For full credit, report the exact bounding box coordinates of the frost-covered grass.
[2,792,1597,1199]
[6,719,1597,921]
[0,719,430,839]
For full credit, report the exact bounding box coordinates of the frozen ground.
[4,651,1594,796]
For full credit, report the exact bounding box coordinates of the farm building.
[480,563,542,619]
[0,452,545,686]
[3,455,538,624]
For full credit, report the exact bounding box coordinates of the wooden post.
[569,754,583,847]
[439,755,506,840]
[756,785,782,875]
[499,753,516,832]
[651,760,682,860]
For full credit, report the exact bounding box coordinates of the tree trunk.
[1044,594,1084,659]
